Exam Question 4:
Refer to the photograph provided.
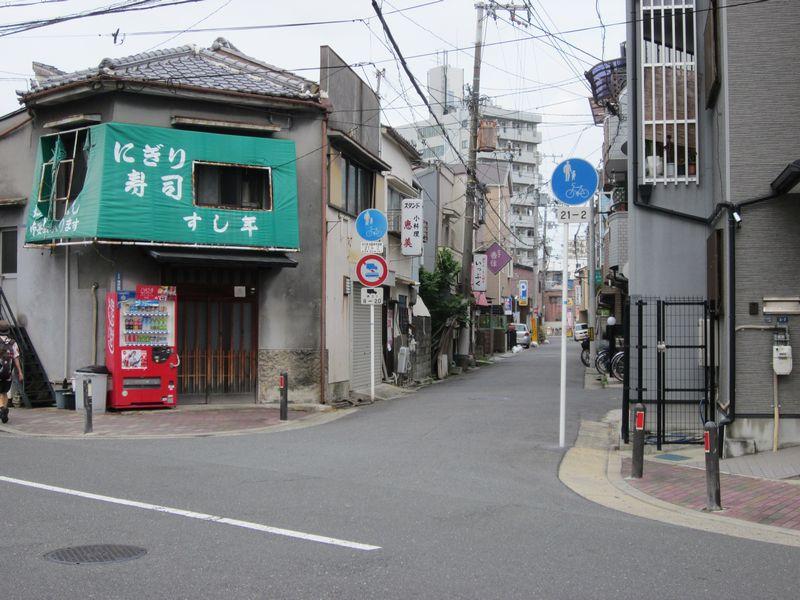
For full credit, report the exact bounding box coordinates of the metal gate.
[623,297,715,448]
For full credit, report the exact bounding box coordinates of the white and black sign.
[361,287,384,305]
[557,207,589,223]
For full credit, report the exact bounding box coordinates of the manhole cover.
[44,544,147,565]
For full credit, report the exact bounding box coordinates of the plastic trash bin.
[54,388,68,409]
[74,365,109,414]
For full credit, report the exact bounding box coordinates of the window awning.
[328,129,390,172]
[147,248,297,268]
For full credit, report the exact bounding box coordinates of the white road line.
[0,475,380,551]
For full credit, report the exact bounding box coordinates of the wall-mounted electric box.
[773,345,793,375]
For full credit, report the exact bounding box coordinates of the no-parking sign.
[356,254,388,288]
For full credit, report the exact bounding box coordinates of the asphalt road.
[1,339,798,599]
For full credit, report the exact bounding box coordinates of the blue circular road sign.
[551,158,598,206]
[356,209,388,241]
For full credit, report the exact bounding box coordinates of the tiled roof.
[20,38,320,103]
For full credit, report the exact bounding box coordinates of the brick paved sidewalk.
[0,405,319,438]
[622,458,800,531]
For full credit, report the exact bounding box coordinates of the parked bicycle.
[595,348,624,382]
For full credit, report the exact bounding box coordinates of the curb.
[0,406,356,440]
[559,412,800,548]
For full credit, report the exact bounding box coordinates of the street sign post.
[360,287,384,305]
[556,206,589,224]
[552,158,598,448]
[356,208,388,241]
[356,254,388,288]
[355,210,388,403]
[360,241,384,254]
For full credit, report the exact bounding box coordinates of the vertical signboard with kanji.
[472,254,487,292]
[400,197,423,256]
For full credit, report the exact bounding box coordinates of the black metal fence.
[623,296,715,448]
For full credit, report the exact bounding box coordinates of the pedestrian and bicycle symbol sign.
[551,158,598,206]
[356,254,388,287]
[356,209,388,241]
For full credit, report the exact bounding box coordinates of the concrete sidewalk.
[560,413,800,547]
[0,403,347,439]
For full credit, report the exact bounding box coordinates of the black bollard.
[704,421,722,511]
[631,403,646,478]
[279,371,288,421]
[83,379,93,434]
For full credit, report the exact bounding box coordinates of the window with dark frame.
[340,155,374,215]
[193,162,272,210]
[1,228,17,275]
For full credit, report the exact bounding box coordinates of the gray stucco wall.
[723,1,800,425]
[0,90,325,400]
[732,197,800,417]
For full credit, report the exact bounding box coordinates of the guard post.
[631,403,646,478]
[704,421,722,511]
[83,379,93,434]
[279,371,288,421]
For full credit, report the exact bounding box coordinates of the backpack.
[0,336,15,379]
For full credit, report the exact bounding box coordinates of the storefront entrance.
[162,266,259,404]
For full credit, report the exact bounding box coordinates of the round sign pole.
[559,222,568,448]
[370,303,375,402]
[551,158,598,448]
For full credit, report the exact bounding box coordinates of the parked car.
[515,324,531,348]
[573,323,589,342]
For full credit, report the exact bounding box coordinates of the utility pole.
[458,1,485,359]
[460,1,484,296]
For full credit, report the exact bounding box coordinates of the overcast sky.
[0,0,625,180]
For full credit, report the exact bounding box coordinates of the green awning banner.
[26,122,300,250]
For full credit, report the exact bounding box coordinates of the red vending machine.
[105,285,179,409]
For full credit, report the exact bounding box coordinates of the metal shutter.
[351,283,381,392]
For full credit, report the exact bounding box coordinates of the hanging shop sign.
[472,254,487,292]
[518,280,529,307]
[400,197,424,256]
[486,242,511,274]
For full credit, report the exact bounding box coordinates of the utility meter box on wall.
[773,345,793,375]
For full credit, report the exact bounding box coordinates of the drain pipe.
[726,210,736,425]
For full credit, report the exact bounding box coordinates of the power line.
[370,0,469,174]
[0,0,209,38]
[5,0,776,45]
[143,0,234,52]
[9,0,444,39]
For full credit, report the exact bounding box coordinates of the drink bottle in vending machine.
[105,285,180,409]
